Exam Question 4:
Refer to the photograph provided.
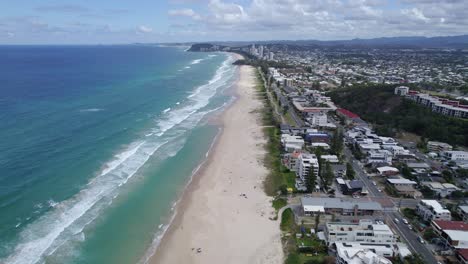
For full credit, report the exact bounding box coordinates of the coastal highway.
[344,146,438,264]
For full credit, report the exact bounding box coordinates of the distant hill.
[184,34,468,50]
[328,85,468,147]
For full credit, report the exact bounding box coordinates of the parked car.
[418,236,425,244]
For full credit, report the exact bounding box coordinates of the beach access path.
[149,63,283,264]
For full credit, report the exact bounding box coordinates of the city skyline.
[0,0,467,44]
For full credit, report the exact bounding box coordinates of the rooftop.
[387,178,417,185]
[337,108,360,119]
[433,220,468,231]
[301,197,383,211]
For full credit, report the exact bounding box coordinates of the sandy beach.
[149,62,283,264]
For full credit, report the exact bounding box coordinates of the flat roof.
[377,166,399,173]
[433,220,468,231]
[301,197,383,211]
[387,178,417,185]
[444,230,468,241]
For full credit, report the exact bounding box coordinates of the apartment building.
[324,220,396,245]
[416,200,451,222]
[295,153,319,181]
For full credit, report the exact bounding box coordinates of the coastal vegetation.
[328,84,468,147]
[255,69,297,196]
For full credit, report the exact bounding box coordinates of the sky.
[0,0,467,44]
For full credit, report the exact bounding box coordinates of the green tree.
[420,185,436,198]
[346,162,355,180]
[423,228,437,241]
[282,105,289,115]
[331,129,344,155]
[451,190,465,199]
[442,170,455,184]
[305,166,317,192]
[322,162,334,191]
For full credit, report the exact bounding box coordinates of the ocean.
[0,45,237,263]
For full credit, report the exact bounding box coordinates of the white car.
[372,181,377,186]
[394,218,400,224]
[377,188,382,192]
[402,218,409,225]
[418,236,425,244]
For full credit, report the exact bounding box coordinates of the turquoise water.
[0,45,237,263]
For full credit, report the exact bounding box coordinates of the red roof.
[337,108,359,119]
[433,220,468,231]
[458,249,468,260]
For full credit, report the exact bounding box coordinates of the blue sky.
[0,0,467,44]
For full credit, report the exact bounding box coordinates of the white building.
[324,220,396,245]
[442,151,468,162]
[394,86,409,96]
[321,155,339,163]
[421,182,460,198]
[296,153,319,181]
[417,200,451,222]
[427,141,453,152]
[367,150,392,164]
[308,112,328,127]
[281,134,304,152]
[336,243,392,264]
[335,242,411,263]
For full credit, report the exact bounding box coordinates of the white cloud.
[167,0,468,40]
[402,8,429,22]
[137,25,153,33]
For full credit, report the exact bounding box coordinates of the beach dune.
[149,64,283,264]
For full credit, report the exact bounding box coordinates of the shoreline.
[148,56,283,263]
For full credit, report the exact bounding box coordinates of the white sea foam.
[162,108,171,113]
[190,59,203,65]
[79,108,103,113]
[2,53,237,264]
[184,66,190,69]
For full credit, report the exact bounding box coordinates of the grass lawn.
[281,208,295,232]
[285,112,296,126]
[282,166,297,190]
[272,198,287,211]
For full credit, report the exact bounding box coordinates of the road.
[270,82,304,127]
[343,146,438,263]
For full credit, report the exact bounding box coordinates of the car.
[394,218,400,224]
[372,181,377,186]
[418,236,425,244]
[408,225,413,230]
[377,188,382,192]
[402,218,409,225]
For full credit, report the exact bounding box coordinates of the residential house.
[342,180,365,195]
[301,197,383,216]
[324,219,396,245]
[457,205,468,223]
[376,166,399,176]
[416,200,451,222]
[427,141,453,152]
[442,151,468,162]
[321,155,339,163]
[387,178,420,198]
[421,182,461,198]
[431,220,468,249]
[281,134,304,152]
